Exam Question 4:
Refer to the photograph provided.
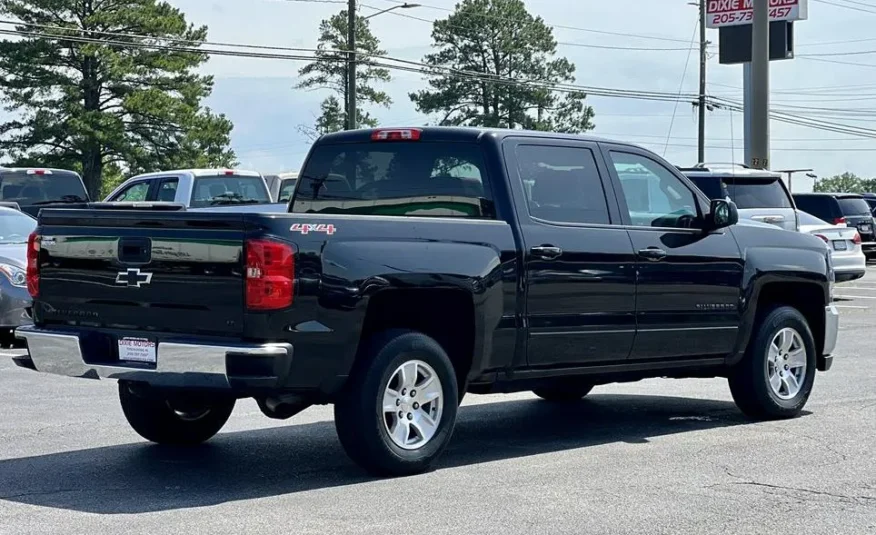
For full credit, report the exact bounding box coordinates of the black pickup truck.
[15,127,839,476]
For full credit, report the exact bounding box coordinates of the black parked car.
[861,192,876,215]
[793,193,876,257]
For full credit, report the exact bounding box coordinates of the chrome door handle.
[531,245,563,260]
[637,247,667,261]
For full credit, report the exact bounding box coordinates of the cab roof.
[0,167,82,176]
[129,168,262,180]
[315,126,623,145]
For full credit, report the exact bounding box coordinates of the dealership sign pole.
[706,0,809,169]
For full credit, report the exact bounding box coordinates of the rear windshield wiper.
[31,195,88,205]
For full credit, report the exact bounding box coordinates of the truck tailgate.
[35,209,247,337]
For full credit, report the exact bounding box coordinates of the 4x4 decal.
[290,223,336,235]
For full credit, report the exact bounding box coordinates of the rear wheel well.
[357,289,475,395]
[755,282,825,353]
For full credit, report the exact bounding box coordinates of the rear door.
[603,146,744,361]
[503,137,637,367]
[35,210,247,337]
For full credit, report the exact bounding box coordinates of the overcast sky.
[25,0,876,191]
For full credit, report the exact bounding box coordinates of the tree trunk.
[82,147,103,200]
[81,46,103,200]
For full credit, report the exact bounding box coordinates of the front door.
[504,138,637,368]
[601,146,744,361]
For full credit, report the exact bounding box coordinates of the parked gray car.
[679,163,798,232]
[0,205,35,345]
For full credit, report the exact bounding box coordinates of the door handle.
[531,245,563,260]
[637,247,667,261]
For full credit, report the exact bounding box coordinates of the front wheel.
[119,382,235,445]
[729,306,817,420]
[334,330,459,477]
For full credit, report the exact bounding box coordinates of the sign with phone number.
[706,0,808,29]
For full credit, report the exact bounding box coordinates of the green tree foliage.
[296,9,391,136]
[410,0,595,132]
[812,172,876,193]
[0,0,236,198]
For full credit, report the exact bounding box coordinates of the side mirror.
[706,198,738,230]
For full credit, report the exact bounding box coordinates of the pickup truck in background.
[0,167,90,217]
[15,127,839,476]
[103,168,275,208]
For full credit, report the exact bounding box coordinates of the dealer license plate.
[833,240,848,251]
[118,337,156,363]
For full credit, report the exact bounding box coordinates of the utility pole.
[698,0,707,164]
[346,0,357,130]
[750,0,769,169]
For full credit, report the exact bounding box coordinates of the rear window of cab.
[292,141,494,218]
[190,175,270,208]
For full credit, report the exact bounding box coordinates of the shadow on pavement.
[0,394,756,514]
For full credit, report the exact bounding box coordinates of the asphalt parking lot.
[1,276,875,535]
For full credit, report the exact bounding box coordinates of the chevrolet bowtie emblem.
[115,268,153,288]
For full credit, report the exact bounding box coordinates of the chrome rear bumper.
[14,325,293,390]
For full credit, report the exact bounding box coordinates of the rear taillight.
[245,239,294,310]
[834,217,846,225]
[26,232,39,298]
[814,234,829,243]
[854,232,862,245]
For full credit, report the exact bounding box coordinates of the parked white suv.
[679,163,798,232]
[104,169,271,208]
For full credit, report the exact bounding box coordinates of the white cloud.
[171,0,876,184]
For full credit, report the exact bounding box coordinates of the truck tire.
[334,330,459,477]
[118,382,235,445]
[729,306,817,420]
[532,383,594,402]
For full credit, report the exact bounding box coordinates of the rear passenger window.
[112,181,150,202]
[293,142,493,218]
[156,179,178,202]
[515,145,610,225]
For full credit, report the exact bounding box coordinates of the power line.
[796,56,876,68]
[363,0,697,44]
[0,22,704,104]
[5,21,876,142]
[357,3,702,51]
[663,19,699,156]
[812,0,876,14]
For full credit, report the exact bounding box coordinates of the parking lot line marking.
[836,286,876,290]
[834,294,876,299]
[834,305,870,309]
